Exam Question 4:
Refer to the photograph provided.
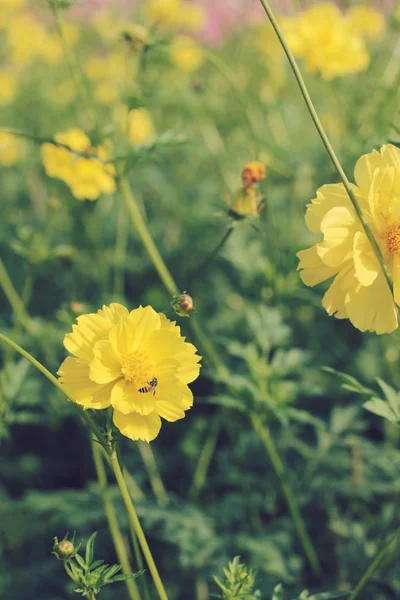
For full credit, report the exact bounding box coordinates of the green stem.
[0,258,34,336]
[257,0,393,296]
[0,332,109,449]
[110,447,169,600]
[189,416,221,499]
[348,526,400,600]
[189,226,234,289]
[138,442,169,506]
[91,441,142,600]
[113,198,129,297]
[87,592,97,600]
[118,177,177,296]
[250,413,321,576]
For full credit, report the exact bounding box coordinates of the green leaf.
[85,532,97,566]
[74,554,87,569]
[376,378,400,420]
[272,584,284,600]
[363,398,398,423]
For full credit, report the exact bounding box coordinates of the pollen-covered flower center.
[385,224,400,255]
[120,352,153,385]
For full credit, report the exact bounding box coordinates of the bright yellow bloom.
[179,2,206,32]
[0,69,17,105]
[58,304,201,442]
[93,82,119,106]
[297,144,400,334]
[41,129,116,201]
[0,132,23,166]
[145,0,182,27]
[347,5,385,41]
[128,108,155,146]
[170,35,203,73]
[282,3,369,80]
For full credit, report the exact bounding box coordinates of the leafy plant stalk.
[91,441,142,600]
[109,446,169,600]
[257,0,393,296]
[348,525,400,600]
[250,413,321,576]
[117,174,319,571]
[0,332,108,448]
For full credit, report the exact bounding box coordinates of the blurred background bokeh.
[1,0,400,598]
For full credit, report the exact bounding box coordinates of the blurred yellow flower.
[297,144,400,334]
[93,82,119,106]
[179,2,206,32]
[128,108,155,145]
[0,132,23,166]
[170,35,203,72]
[347,5,385,41]
[58,304,201,442]
[145,0,182,27]
[41,129,116,200]
[0,69,17,105]
[282,3,369,80]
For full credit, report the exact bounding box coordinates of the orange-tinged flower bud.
[171,293,195,317]
[241,161,265,186]
[53,539,74,560]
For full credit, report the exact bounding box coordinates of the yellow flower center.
[120,352,152,385]
[385,224,400,255]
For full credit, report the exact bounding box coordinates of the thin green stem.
[0,332,109,449]
[257,0,393,296]
[118,177,177,296]
[189,417,222,499]
[138,442,169,506]
[348,526,400,600]
[189,225,234,289]
[113,199,129,298]
[250,413,321,576]
[87,592,97,600]
[91,441,142,600]
[0,258,34,336]
[110,447,169,600]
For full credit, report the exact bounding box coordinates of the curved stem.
[257,0,393,296]
[348,526,400,600]
[0,332,108,449]
[0,258,35,336]
[118,177,177,296]
[110,446,169,600]
[250,414,321,576]
[91,441,142,600]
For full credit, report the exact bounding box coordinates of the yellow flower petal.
[113,409,161,442]
[63,313,111,362]
[58,356,111,409]
[353,231,379,286]
[317,206,357,267]
[297,246,339,287]
[111,379,156,416]
[89,340,122,384]
[97,303,129,324]
[345,272,398,334]
[131,306,161,351]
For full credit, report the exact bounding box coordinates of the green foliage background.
[1,3,400,599]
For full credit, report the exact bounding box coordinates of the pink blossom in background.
[70,0,398,44]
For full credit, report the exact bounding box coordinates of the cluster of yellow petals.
[0,132,24,166]
[170,35,204,73]
[281,3,383,80]
[297,144,400,335]
[145,0,205,33]
[58,304,201,442]
[114,105,155,146]
[41,129,116,201]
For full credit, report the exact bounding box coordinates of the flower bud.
[230,186,261,218]
[122,25,149,51]
[171,293,194,317]
[53,539,74,560]
[241,161,265,186]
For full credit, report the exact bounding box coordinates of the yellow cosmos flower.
[128,108,155,146]
[0,69,17,105]
[0,132,23,166]
[58,304,201,442]
[297,144,400,335]
[283,3,369,80]
[41,129,116,201]
[170,35,203,73]
[145,0,182,27]
[347,5,385,41]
